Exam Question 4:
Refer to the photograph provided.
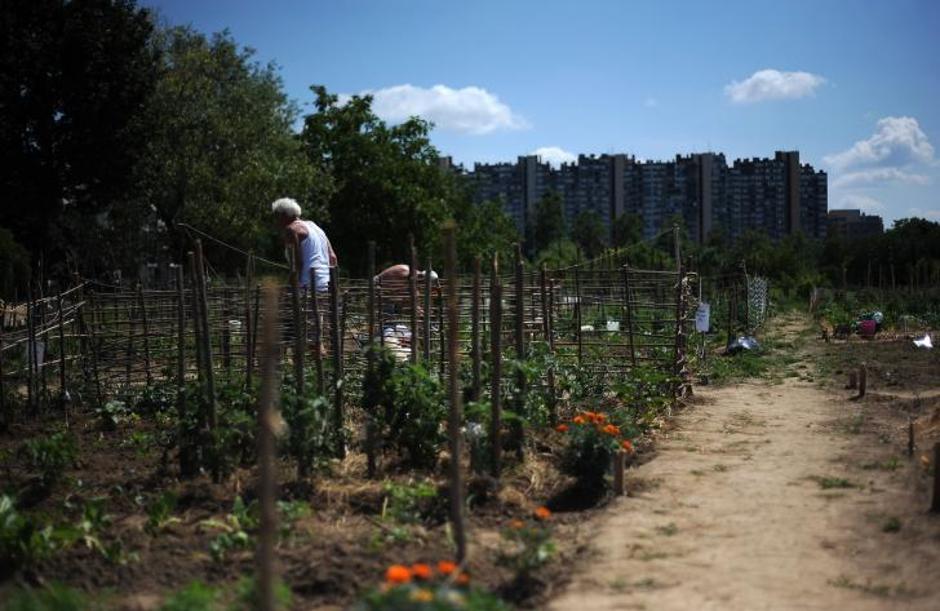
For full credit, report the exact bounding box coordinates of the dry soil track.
[550,315,940,611]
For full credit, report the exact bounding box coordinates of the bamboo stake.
[489,256,502,479]
[256,281,281,611]
[471,257,482,402]
[443,222,467,563]
[512,243,525,454]
[245,255,255,389]
[623,266,636,367]
[194,240,219,481]
[187,253,205,386]
[366,241,377,478]
[409,236,418,364]
[175,265,195,478]
[541,265,557,423]
[310,272,324,395]
[575,268,583,364]
[329,267,345,457]
[137,283,152,385]
[424,256,432,363]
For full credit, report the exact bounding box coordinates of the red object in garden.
[858,319,877,339]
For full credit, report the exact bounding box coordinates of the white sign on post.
[695,302,710,333]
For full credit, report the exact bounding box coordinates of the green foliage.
[18,432,78,488]
[57,497,135,565]
[497,516,556,576]
[280,385,334,477]
[302,86,454,275]
[233,575,293,610]
[201,496,257,563]
[385,363,447,469]
[535,238,583,269]
[0,494,60,571]
[135,26,321,273]
[145,492,181,535]
[571,210,607,259]
[453,199,521,269]
[531,191,566,253]
[4,583,92,611]
[614,365,676,429]
[611,213,643,249]
[95,399,134,431]
[382,479,439,525]
[160,581,220,611]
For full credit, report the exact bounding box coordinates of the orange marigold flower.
[385,564,412,584]
[572,416,585,425]
[411,563,432,580]
[603,424,620,436]
[456,572,471,586]
[510,519,525,529]
[534,506,552,520]
[621,439,635,453]
[555,424,569,433]
[437,560,457,575]
[595,413,607,424]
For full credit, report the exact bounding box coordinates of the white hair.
[271,197,302,219]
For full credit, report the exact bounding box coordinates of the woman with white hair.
[271,197,337,291]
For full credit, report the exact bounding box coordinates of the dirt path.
[550,314,940,611]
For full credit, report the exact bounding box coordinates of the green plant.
[4,583,92,611]
[146,492,181,535]
[280,388,334,477]
[200,496,257,563]
[614,365,676,429]
[95,399,134,430]
[0,494,60,572]
[160,581,220,611]
[232,575,292,610]
[386,363,446,469]
[497,508,556,576]
[18,432,78,488]
[882,517,902,533]
[58,497,135,565]
[382,479,439,525]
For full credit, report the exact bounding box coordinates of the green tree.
[301,86,453,275]
[0,0,158,276]
[532,191,566,253]
[131,27,321,273]
[611,213,643,248]
[536,239,583,269]
[452,199,521,270]
[571,210,607,259]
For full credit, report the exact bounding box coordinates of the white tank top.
[299,220,331,291]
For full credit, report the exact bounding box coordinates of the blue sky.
[145,0,940,226]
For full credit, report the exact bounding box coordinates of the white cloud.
[838,194,885,214]
[724,69,825,103]
[531,146,576,168]
[345,84,527,135]
[906,207,940,220]
[832,167,930,188]
[824,116,934,170]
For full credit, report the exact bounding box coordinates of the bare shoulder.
[287,219,309,239]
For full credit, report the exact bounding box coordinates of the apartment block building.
[457,150,828,243]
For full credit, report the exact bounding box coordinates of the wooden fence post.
[290,244,305,397]
[256,281,281,611]
[539,264,557,423]
[244,255,255,389]
[857,365,867,399]
[437,289,445,379]
[443,222,467,563]
[575,268,583,364]
[176,265,195,478]
[329,266,345,457]
[489,256,502,479]
[511,244,526,455]
[56,292,67,412]
[88,290,102,406]
[310,271,324,395]
[194,240,219,481]
[0,317,6,428]
[125,304,135,388]
[409,236,418,364]
[137,283,152,385]
[471,257,482,402]
[622,266,637,368]
[366,241,377,478]
[424,256,432,364]
[26,287,34,413]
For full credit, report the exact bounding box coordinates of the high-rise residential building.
[827,209,884,240]
[457,150,827,244]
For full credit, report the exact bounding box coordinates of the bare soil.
[550,312,940,610]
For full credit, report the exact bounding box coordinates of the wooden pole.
[87,291,102,406]
[857,365,867,399]
[310,272,324,395]
[255,281,281,611]
[187,253,204,385]
[489,256,502,479]
[471,257,482,402]
[194,241,218,481]
[437,289,445,379]
[908,415,915,457]
[540,264,557,423]
[575,268,583,364]
[613,450,625,496]
[622,266,636,367]
[56,293,67,413]
[125,304,134,389]
[25,287,34,413]
[137,283,152,385]
[175,265,195,478]
[423,256,432,364]
[443,222,467,562]
[366,241,377,478]
[409,236,418,364]
[932,443,940,513]
[0,316,6,428]
[329,267,345,457]
[244,255,255,389]
[290,244,305,397]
